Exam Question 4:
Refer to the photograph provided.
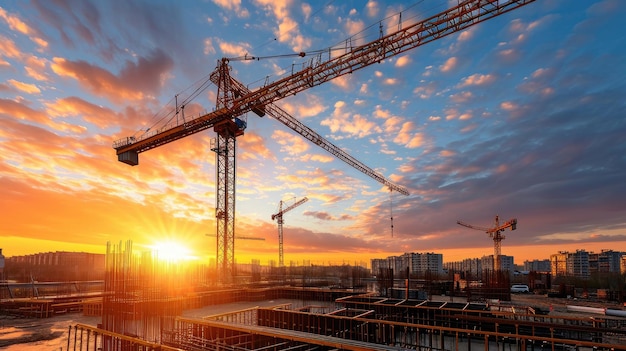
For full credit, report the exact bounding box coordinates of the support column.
[213,119,244,283]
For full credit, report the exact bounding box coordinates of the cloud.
[1,98,51,126]
[309,154,334,163]
[0,7,48,49]
[321,101,381,138]
[254,0,311,53]
[0,35,22,59]
[238,131,278,162]
[24,55,49,81]
[272,129,310,156]
[395,55,411,68]
[7,79,40,94]
[212,0,249,17]
[50,49,173,104]
[281,95,327,118]
[45,97,125,130]
[366,1,379,17]
[303,210,354,221]
[440,57,457,73]
[459,74,496,87]
[345,18,365,37]
[331,75,352,90]
[393,121,425,149]
[217,39,252,57]
[450,91,473,104]
[204,38,216,55]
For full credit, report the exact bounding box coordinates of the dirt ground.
[0,313,100,351]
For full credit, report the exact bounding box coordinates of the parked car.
[511,284,530,293]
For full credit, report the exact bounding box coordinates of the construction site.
[0,240,597,350]
[44,238,622,351]
[4,0,623,350]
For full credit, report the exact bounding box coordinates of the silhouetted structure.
[4,251,104,282]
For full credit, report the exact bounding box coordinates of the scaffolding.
[67,290,626,350]
[60,242,626,350]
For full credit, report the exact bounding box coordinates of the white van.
[511,284,530,293]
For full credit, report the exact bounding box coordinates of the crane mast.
[271,197,309,267]
[457,215,518,271]
[113,0,536,282]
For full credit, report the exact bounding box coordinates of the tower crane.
[271,197,309,267]
[113,0,536,282]
[457,215,518,271]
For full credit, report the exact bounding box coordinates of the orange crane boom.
[457,215,518,271]
[113,0,536,281]
[271,197,309,267]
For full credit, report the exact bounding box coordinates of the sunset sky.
[1,0,625,267]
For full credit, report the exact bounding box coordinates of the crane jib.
[113,0,536,163]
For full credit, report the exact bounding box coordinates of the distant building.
[5,251,105,282]
[523,259,551,272]
[409,252,444,275]
[444,258,482,280]
[480,255,514,272]
[589,250,623,274]
[371,258,389,275]
[551,250,595,280]
[550,252,568,277]
[371,252,444,278]
[567,250,590,279]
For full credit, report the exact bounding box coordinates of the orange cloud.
[272,129,310,155]
[309,154,334,163]
[0,7,48,49]
[321,101,381,138]
[393,121,424,149]
[239,131,277,162]
[24,55,49,81]
[217,39,251,57]
[0,35,21,59]
[440,57,457,73]
[45,97,120,129]
[0,98,48,125]
[395,55,411,68]
[50,49,173,104]
[212,0,249,17]
[255,0,311,53]
[281,95,327,118]
[8,79,40,94]
[459,73,496,87]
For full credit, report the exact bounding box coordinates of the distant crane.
[457,215,517,271]
[271,197,308,267]
[113,0,535,282]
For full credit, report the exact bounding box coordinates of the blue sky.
[1,0,625,265]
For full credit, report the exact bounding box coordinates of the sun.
[150,240,196,262]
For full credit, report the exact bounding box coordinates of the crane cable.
[135,72,215,138]
[132,1,434,139]
[390,189,394,238]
